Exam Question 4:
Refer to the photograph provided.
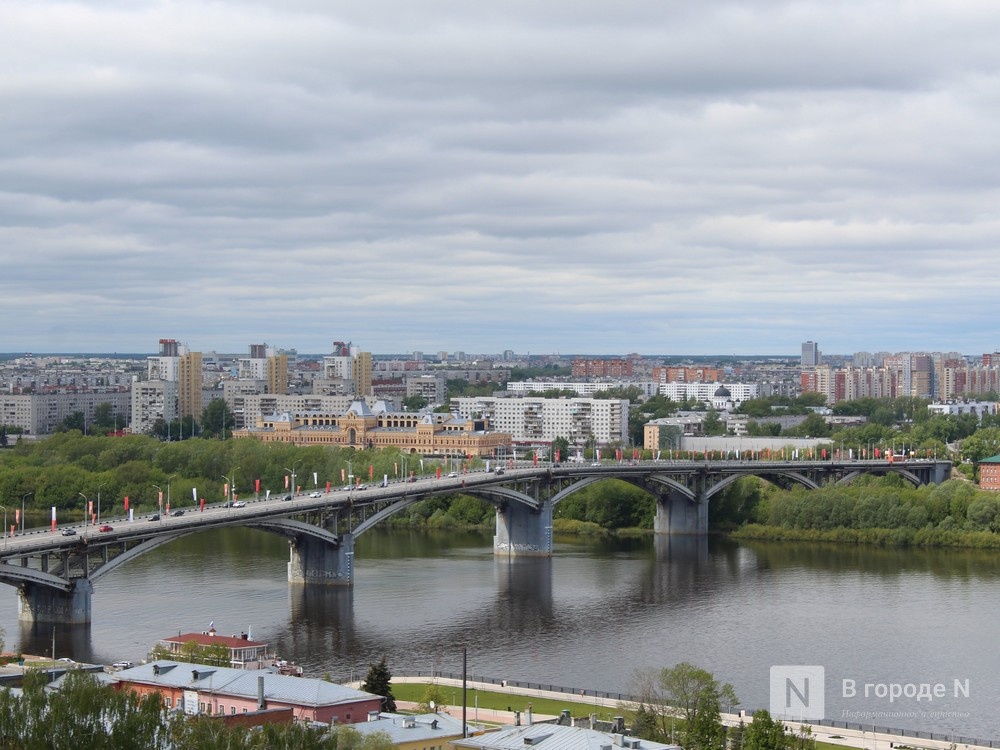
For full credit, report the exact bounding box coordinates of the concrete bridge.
[0,458,951,624]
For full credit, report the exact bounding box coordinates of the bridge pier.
[288,532,354,586]
[654,491,708,535]
[17,579,93,624]
[494,500,553,556]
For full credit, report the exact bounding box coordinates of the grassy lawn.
[390,682,624,719]
[391,682,861,750]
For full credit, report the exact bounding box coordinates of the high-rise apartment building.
[177,350,203,420]
[801,341,820,368]
[353,351,373,396]
[266,353,288,395]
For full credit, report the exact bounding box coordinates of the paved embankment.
[389,676,995,750]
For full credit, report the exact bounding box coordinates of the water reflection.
[0,527,996,738]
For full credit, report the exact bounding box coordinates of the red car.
[99,524,113,532]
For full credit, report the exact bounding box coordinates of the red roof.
[160,632,267,649]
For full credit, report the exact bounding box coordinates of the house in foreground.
[450,723,682,750]
[113,661,382,724]
[353,711,481,750]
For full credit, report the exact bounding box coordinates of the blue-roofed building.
[113,660,383,725]
[450,723,682,750]
[352,711,482,750]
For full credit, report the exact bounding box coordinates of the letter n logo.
[770,666,825,721]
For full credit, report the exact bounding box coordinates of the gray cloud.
[2,0,1000,355]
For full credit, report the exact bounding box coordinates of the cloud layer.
[3,0,1000,355]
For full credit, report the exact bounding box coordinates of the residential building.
[506,381,658,398]
[0,391,131,436]
[801,341,820,368]
[131,379,178,434]
[658,381,759,407]
[113,661,381,724]
[405,375,446,404]
[571,358,634,378]
[451,721,680,750]
[152,627,298,673]
[178,350,203,420]
[453,396,628,447]
[355,712,479,750]
[927,401,1000,421]
[651,366,723,383]
[978,455,1000,491]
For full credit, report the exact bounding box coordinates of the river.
[0,528,997,740]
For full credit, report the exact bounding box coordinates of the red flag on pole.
[255,478,260,493]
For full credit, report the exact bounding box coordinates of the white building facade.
[453,396,628,446]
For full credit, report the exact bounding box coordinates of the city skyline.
[4,2,1000,356]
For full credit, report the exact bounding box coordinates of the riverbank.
[387,676,996,750]
[730,523,1000,549]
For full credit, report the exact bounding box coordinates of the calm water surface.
[1,529,996,738]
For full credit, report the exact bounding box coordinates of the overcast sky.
[3,1,1000,357]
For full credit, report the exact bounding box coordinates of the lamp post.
[152,484,163,518]
[21,492,33,534]
[166,474,176,509]
[284,460,301,497]
[222,467,240,508]
[96,482,107,524]
[0,505,7,544]
[347,459,354,488]
[78,492,89,528]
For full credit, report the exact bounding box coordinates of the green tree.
[630,662,736,745]
[551,436,571,462]
[402,395,429,411]
[92,402,116,434]
[361,656,397,712]
[417,683,448,713]
[744,709,788,750]
[686,686,727,750]
[201,399,234,439]
[702,410,726,436]
[59,411,87,433]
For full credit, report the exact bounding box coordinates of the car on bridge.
[148,514,160,522]
[99,525,113,532]
[281,494,293,501]
[61,528,77,536]
[171,509,184,517]
[232,501,247,508]
[309,491,322,498]
[447,472,458,478]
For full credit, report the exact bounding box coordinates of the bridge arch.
[1,458,953,623]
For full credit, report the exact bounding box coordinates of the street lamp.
[152,484,163,517]
[166,474,176,509]
[0,505,7,543]
[284,460,301,497]
[96,482,107,525]
[78,492,89,528]
[222,467,240,507]
[21,492,33,534]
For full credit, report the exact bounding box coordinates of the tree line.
[0,670,394,750]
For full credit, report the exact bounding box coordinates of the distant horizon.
[0,348,988,361]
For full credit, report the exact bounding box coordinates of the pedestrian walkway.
[390,676,995,750]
